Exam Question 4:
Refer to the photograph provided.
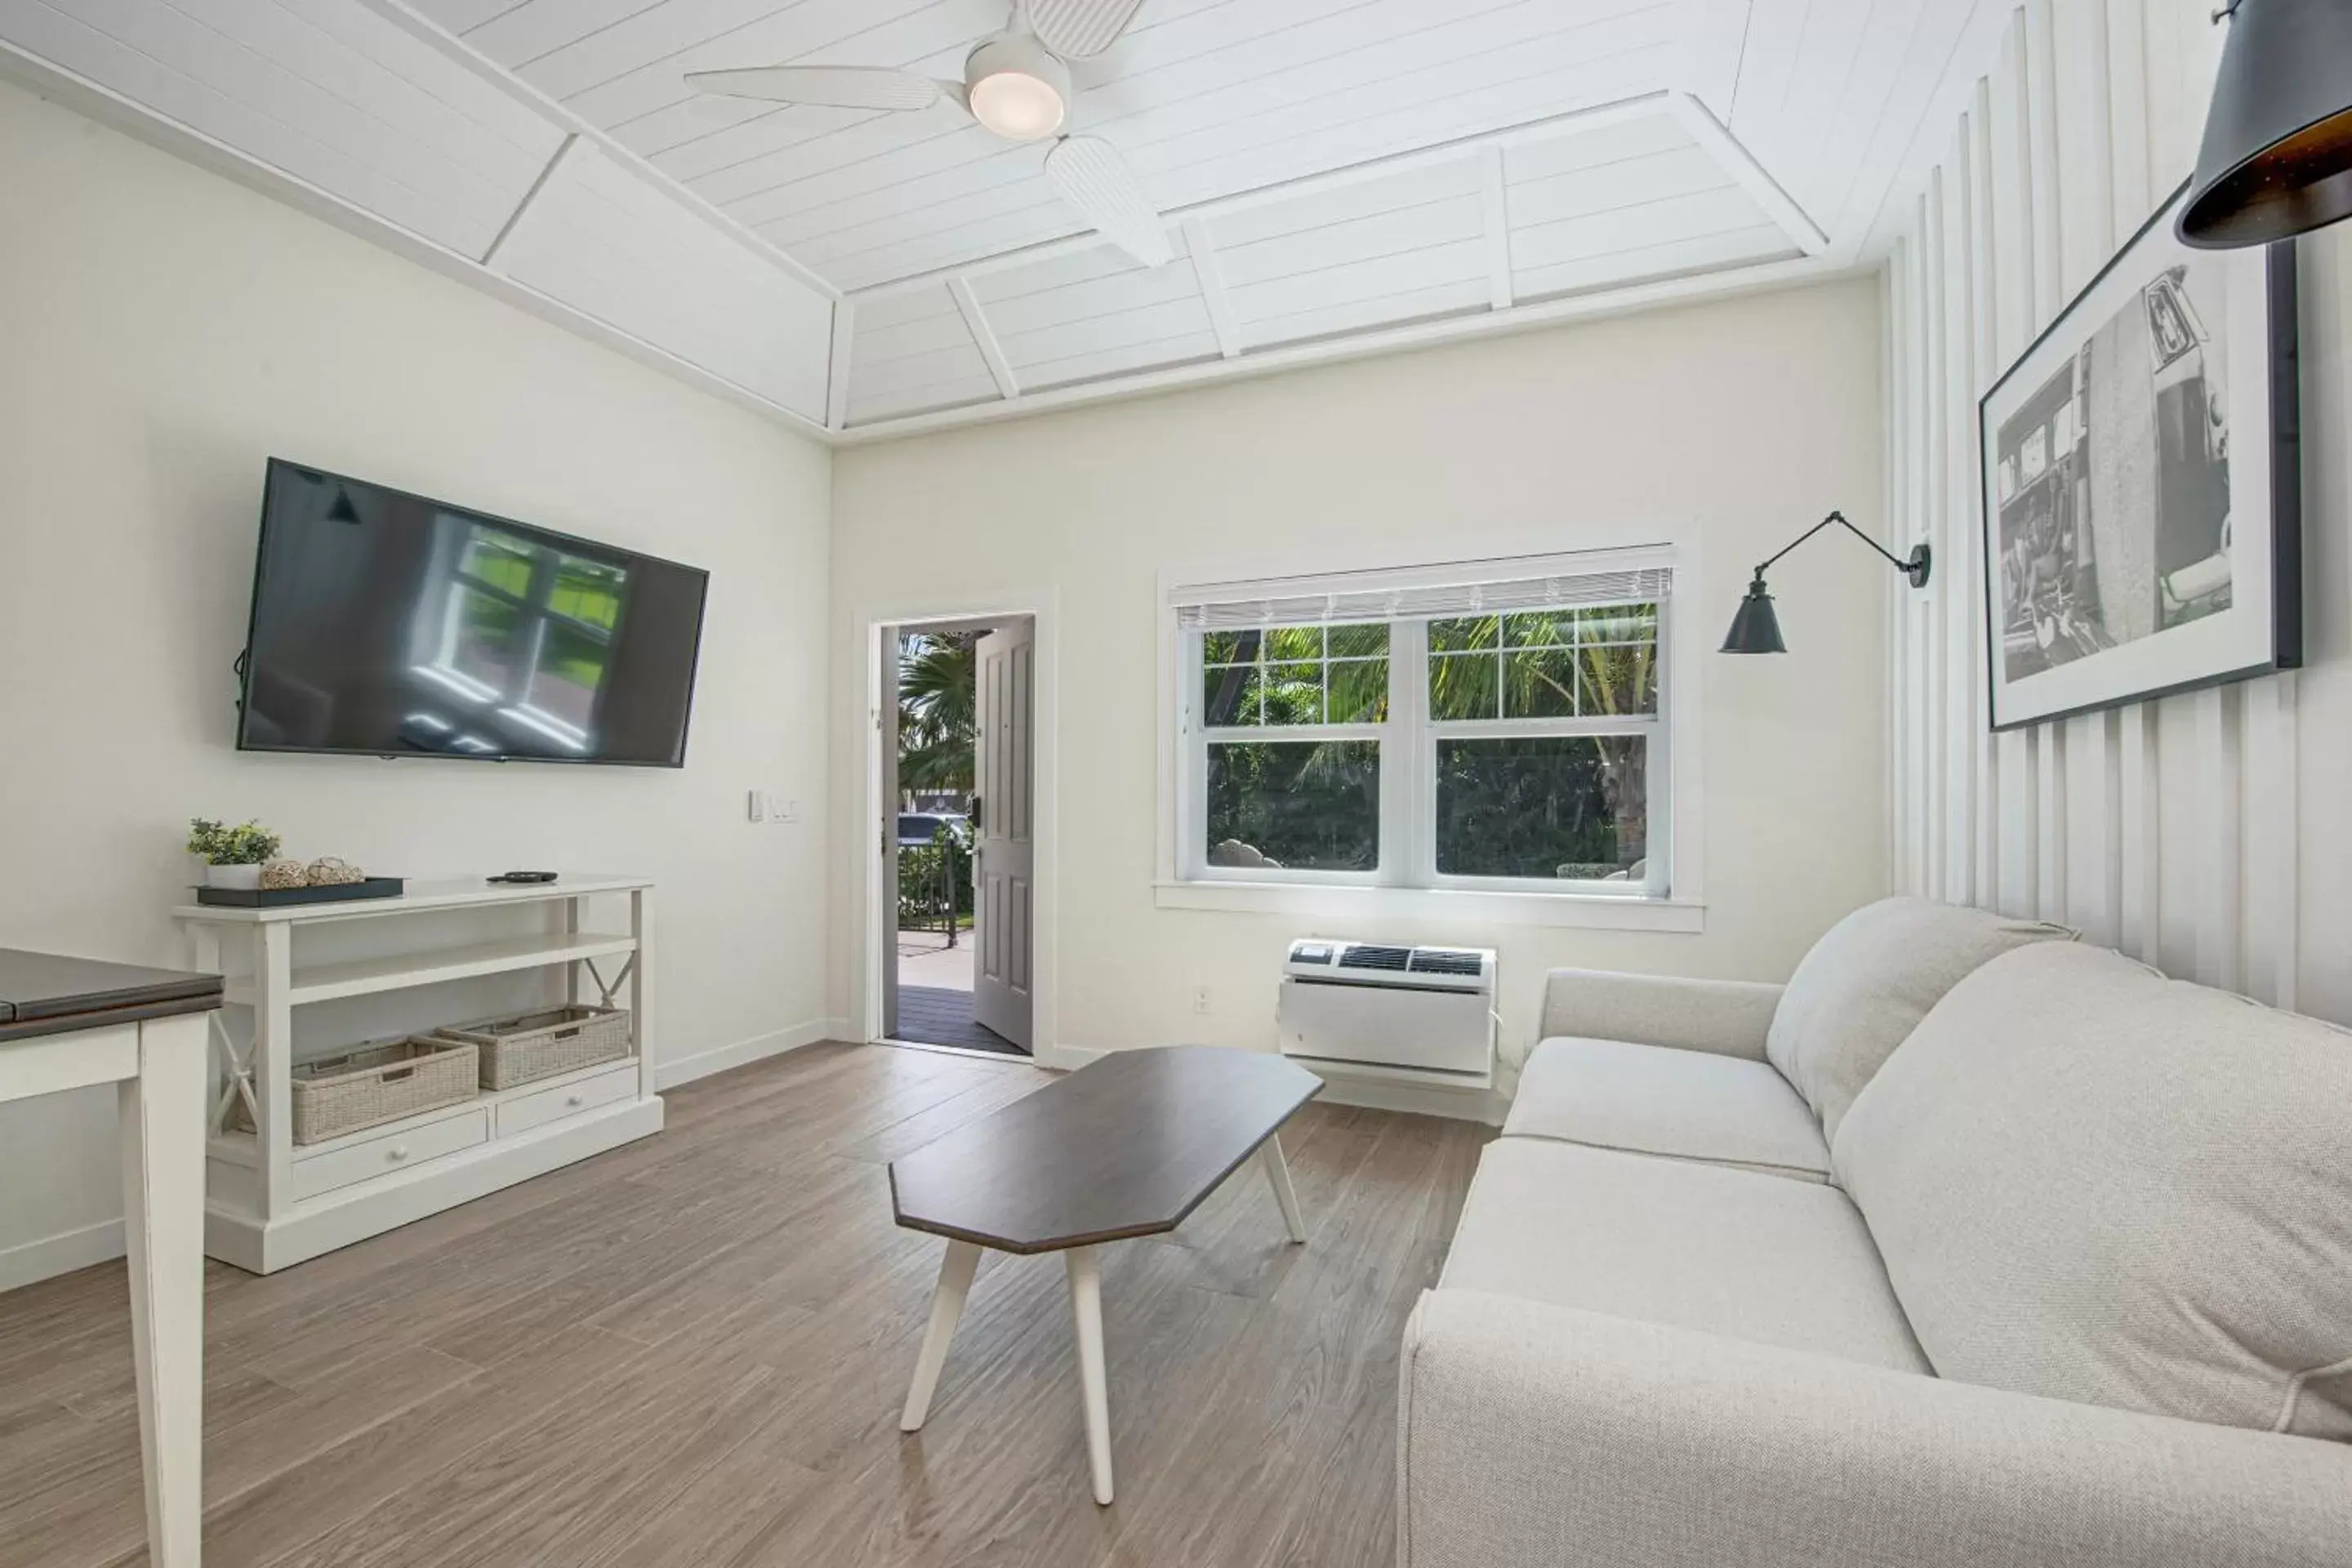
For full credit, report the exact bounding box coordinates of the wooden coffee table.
[889,1045,1322,1504]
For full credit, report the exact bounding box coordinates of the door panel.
[973,620,1035,1049]
[880,626,900,1041]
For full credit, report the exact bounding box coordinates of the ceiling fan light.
[964,36,1071,141]
[970,71,1066,139]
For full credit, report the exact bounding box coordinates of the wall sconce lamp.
[2178,0,2352,249]
[1721,511,1931,655]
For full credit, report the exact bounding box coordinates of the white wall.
[0,80,834,1286]
[1882,0,2352,1026]
[831,277,1891,1085]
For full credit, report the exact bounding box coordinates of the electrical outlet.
[1192,985,1212,1016]
[746,790,764,823]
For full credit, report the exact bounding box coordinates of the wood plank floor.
[0,1042,1488,1568]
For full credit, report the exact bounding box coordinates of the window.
[1173,553,1674,899]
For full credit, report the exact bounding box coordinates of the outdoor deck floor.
[895,986,1024,1057]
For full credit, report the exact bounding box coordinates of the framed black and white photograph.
[1979,180,2301,732]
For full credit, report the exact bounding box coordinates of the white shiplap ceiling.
[0,0,2010,441]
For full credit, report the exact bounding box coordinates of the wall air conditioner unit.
[1276,940,1496,1088]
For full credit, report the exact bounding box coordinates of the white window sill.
[1152,880,1705,932]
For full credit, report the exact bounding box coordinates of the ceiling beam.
[480,132,579,271]
[826,299,857,431]
[1478,145,1514,311]
[1668,91,1830,256]
[948,277,1021,400]
[1183,220,1244,359]
[849,91,1675,304]
[840,252,1835,444]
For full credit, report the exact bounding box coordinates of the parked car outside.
[898,812,969,848]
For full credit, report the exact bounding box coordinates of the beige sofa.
[1397,897,2352,1568]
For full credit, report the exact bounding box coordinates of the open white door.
[878,626,900,1043]
[972,619,1035,1049]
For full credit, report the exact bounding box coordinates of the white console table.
[176,875,660,1274]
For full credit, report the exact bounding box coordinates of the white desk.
[1,948,219,1568]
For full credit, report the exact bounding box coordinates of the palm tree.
[898,633,978,796]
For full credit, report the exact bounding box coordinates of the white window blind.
[1172,561,1673,631]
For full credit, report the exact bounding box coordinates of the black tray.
[195,877,406,908]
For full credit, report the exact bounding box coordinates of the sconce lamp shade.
[1721,577,1786,654]
[2178,0,2352,247]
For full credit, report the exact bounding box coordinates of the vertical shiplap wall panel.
[1920,180,1949,902]
[1985,14,2038,917]
[2106,0,2163,964]
[2020,0,2067,925]
[1882,0,2321,1020]
[1939,131,1980,906]
[1966,81,2002,908]
[1891,230,1922,894]
[2053,0,2120,947]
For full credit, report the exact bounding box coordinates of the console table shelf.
[219,930,638,1007]
[177,876,661,1274]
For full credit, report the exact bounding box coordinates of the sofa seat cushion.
[1440,1138,1927,1374]
[1766,896,2074,1141]
[1504,1037,1829,1181]
[1835,942,2352,1440]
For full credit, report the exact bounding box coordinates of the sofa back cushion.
[1765,897,2073,1139]
[1834,942,2352,1440]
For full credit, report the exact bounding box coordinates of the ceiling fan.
[685,0,1172,269]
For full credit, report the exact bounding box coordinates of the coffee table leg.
[901,1239,981,1432]
[1065,1246,1114,1505]
[1260,1134,1307,1244]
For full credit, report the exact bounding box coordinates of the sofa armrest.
[1536,969,1782,1061]
[1399,1290,2352,1568]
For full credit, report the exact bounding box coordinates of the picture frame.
[1978,179,2300,733]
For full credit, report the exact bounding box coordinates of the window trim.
[1162,542,1704,921]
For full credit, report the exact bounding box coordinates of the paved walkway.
[898,927,973,990]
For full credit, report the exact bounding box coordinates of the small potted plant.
[187,817,283,890]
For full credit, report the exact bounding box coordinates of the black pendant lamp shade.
[2178,0,2352,248]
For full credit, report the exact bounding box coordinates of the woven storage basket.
[437,1004,633,1090]
[230,1035,479,1146]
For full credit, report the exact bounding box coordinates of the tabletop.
[889,1045,1322,1254]
[0,948,223,1042]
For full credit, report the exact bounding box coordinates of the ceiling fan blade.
[1023,0,1147,59]
[1045,135,1172,267]
[683,65,947,112]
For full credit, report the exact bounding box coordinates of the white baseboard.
[654,1018,844,1090]
[1309,1072,1508,1126]
[1045,1043,1506,1124]
[0,1217,127,1294]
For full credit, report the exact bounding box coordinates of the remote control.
[488,871,559,884]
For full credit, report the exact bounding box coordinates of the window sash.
[1178,593,1671,896]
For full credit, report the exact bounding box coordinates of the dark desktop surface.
[0,948,223,1040]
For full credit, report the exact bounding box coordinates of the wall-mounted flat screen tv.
[237,461,710,766]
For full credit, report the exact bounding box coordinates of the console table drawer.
[496,1062,637,1138]
[290,1107,488,1202]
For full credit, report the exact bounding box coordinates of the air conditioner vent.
[1338,945,1411,971]
[1408,949,1483,977]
